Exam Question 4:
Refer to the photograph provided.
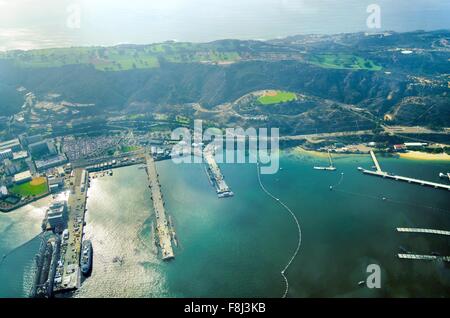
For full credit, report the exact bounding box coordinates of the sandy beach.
[290,147,366,159]
[399,151,450,161]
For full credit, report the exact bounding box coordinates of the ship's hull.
[80,240,93,276]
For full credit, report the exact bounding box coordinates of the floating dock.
[358,150,450,191]
[397,228,450,236]
[204,147,234,198]
[398,254,450,262]
[145,155,175,260]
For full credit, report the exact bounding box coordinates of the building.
[0,139,21,152]
[35,154,68,172]
[393,144,407,152]
[13,170,32,184]
[404,142,427,148]
[0,186,8,198]
[0,149,13,161]
[47,201,66,230]
[20,134,43,147]
[12,151,28,161]
[3,159,19,176]
[48,176,64,193]
[28,141,50,156]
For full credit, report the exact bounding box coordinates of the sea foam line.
[256,162,302,298]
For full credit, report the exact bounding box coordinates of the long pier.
[204,147,234,198]
[145,155,174,260]
[398,254,450,262]
[369,150,382,173]
[54,168,88,293]
[397,228,450,236]
[359,150,450,191]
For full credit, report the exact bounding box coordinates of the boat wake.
[256,163,302,298]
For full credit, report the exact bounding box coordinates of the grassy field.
[308,54,382,71]
[257,91,297,105]
[9,177,48,197]
[120,145,141,153]
[0,43,241,72]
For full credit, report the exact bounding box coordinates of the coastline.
[399,151,450,161]
[289,147,365,159]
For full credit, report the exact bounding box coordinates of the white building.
[0,149,13,160]
[0,186,8,198]
[13,170,32,184]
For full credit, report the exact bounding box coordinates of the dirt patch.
[30,177,46,186]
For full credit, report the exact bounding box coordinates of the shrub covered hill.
[0,30,449,133]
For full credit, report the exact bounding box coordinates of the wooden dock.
[145,155,174,260]
[359,150,450,191]
[397,228,450,236]
[398,254,450,262]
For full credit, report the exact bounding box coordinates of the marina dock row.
[145,155,175,260]
[398,254,450,263]
[203,147,234,198]
[359,150,450,191]
[397,228,450,236]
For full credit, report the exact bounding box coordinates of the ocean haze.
[0,0,450,51]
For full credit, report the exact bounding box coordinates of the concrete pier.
[397,228,450,236]
[54,168,88,293]
[359,150,450,191]
[145,155,174,260]
[204,147,233,198]
[398,254,450,262]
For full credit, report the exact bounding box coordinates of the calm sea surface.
[1,152,449,297]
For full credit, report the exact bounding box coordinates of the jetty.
[145,155,174,260]
[397,227,450,236]
[398,254,450,262]
[204,146,234,198]
[358,150,450,191]
[54,168,88,293]
[313,150,336,171]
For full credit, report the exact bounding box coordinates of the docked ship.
[80,240,93,276]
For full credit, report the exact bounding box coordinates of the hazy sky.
[0,0,449,50]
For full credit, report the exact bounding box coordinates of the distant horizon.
[1,28,449,53]
[1,0,449,51]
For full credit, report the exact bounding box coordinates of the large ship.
[80,240,93,276]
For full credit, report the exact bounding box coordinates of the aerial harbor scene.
[0,0,449,301]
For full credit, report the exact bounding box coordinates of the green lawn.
[308,54,382,71]
[0,43,241,72]
[257,91,297,105]
[121,145,141,153]
[9,179,48,197]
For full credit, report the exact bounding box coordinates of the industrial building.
[0,149,13,160]
[35,154,68,172]
[0,138,21,152]
[13,170,32,184]
[0,186,8,198]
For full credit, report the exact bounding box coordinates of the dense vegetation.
[0,30,448,132]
